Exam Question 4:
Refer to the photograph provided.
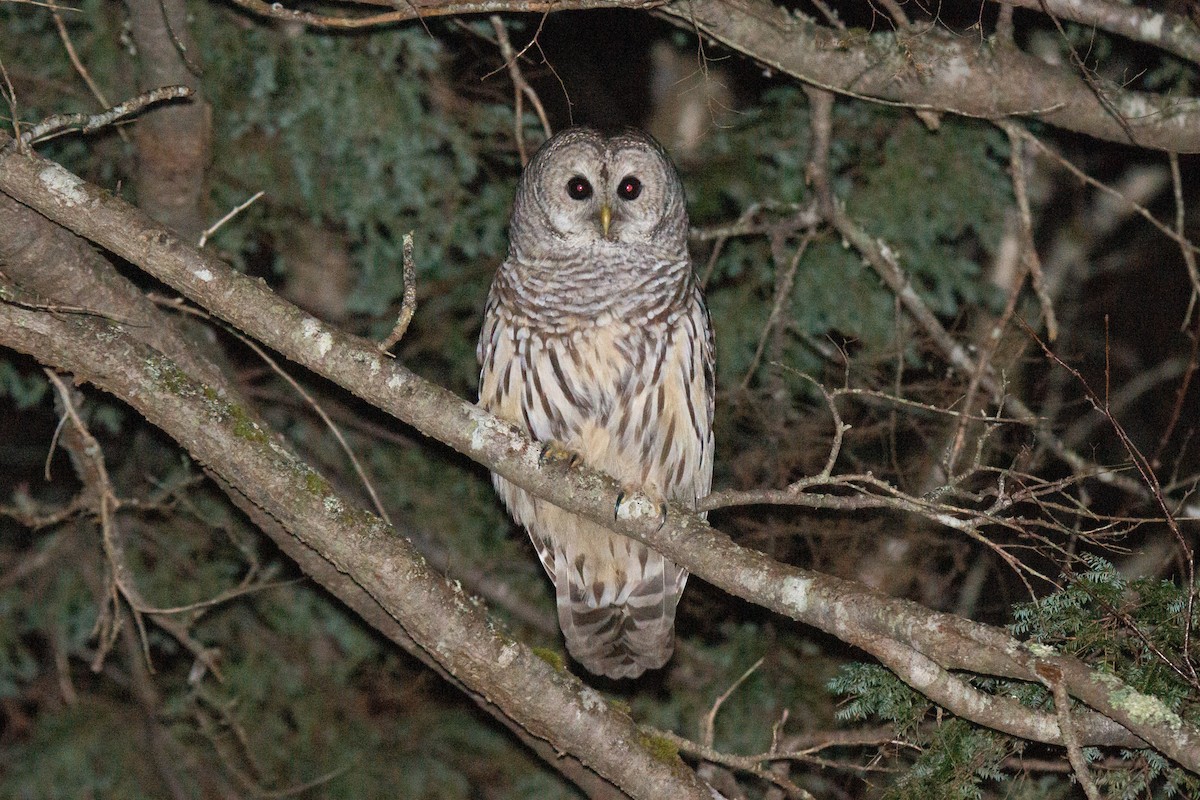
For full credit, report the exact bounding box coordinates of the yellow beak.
[600,204,612,238]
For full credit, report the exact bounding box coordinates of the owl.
[478,127,715,679]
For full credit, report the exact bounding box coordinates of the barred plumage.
[478,128,714,679]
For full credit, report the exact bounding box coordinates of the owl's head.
[509,127,688,256]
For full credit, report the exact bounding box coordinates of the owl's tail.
[552,543,687,680]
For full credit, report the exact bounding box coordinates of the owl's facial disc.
[550,164,657,243]
[515,128,684,253]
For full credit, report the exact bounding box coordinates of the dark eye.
[566,176,593,200]
[617,176,642,201]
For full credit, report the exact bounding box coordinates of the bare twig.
[195,690,359,800]
[197,190,264,249]
[937,260,1019,484]
[1001,121,1057,341]
[803,86,1150,498]
[649,727,816,799]
[1032,0,1138,145]
[0,293,140,326]
[1038,664,1102,800]
[741,235,809,390]
[1153,322,1200,472]
[49,0,129,144]
[1022,320,1199,686]
[1016,127,1197,258]
[2,85,193,153]
[242,335,393,525]
[151,293,396,526]
[44,370,225,681]
[233,332,395,529]
[1170,152,1200,326]
[489,15,552,165]
[1067,356,1188,451]
[0,56,19,141]
[778,367,849,479]
[379,232,418,353]
[703,657,764,747]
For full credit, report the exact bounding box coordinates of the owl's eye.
[617,176,642,201]
[566,176,593,201]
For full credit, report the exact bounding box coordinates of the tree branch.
[208,472,629,800]
[0,284,711,800]
[228,0,1200,151]
[4,140,1198,769]
[0,152,640,798]
[987,0,1200,65]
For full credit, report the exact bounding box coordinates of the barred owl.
[477,127,715,679]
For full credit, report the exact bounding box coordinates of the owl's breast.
[482,312,707,494]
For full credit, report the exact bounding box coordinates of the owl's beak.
[599,204,612,238]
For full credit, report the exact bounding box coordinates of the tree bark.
[227,0,1200,152]
[126,0,211,241]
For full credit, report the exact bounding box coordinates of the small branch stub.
[380,232,418,353]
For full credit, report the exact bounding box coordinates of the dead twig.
[379,232,418,353]
[44,370,225,681]
[741,235,810,390]
[803,86,1149,499]
[489,15,552,165]
[198,190,264,249]
[703,657,764,748]
[49,0,129,144]
[2,85,193,153]
[151,294,396,526]
[648,727,816,799]
[1021,319,1200,687]
[1016,127,1198,260]
[1001,121,1057,341]
[1037,663,1102,800]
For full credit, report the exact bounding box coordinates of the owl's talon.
[614,488,669,528]
[539,441,581,469]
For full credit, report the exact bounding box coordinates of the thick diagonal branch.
[4,140,1197,768]
[0,290,710,800]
